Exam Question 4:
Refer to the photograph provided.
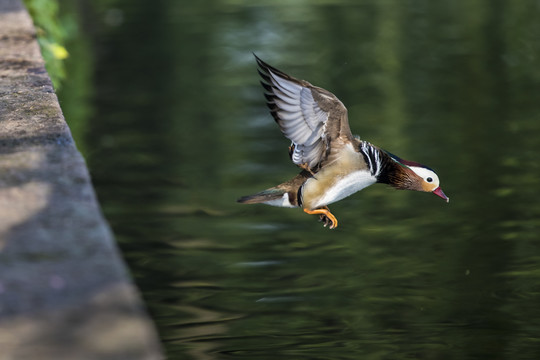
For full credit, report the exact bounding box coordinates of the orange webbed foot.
[304,207,338,229]
[316,206,334,228]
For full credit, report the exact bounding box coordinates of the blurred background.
[27,0,540,358]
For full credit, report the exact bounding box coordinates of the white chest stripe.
[360,142,382,177]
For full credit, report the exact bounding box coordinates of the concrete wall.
[0,0,164,358]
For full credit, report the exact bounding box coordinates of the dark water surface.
[58,1,540,359]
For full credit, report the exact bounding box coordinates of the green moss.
[23,0,70,89]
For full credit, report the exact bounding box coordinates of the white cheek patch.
[409,166,440,187]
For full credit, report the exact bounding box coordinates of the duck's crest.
[384,150,434,171]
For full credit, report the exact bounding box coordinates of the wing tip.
[253,54,296,84]
[253,53,269,71]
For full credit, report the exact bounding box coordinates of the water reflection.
[58,0,540,359]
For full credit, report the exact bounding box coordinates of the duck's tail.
[237,185,299,208]
[237,173,309,208]
[237,187,287,204]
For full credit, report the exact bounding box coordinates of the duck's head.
[408,166,449,202]
[385,152,449,202]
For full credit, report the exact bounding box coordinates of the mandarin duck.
[238,56,449,229]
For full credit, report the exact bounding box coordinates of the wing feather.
[255,55,353,170]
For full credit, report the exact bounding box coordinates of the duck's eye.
[426,177,433,183]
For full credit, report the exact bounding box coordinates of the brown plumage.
[238,56,449,229]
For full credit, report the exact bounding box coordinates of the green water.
[58,1,540,358]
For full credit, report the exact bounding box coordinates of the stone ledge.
[0,0,164,358]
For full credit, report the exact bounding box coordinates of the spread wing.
[256,56,354,170]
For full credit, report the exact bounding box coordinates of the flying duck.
[238,56,449,229]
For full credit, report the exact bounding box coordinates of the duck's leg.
[304,206,338,229]
[318,206,334,228]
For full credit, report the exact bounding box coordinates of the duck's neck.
[376,152,422,191]
[359,141,422,191]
